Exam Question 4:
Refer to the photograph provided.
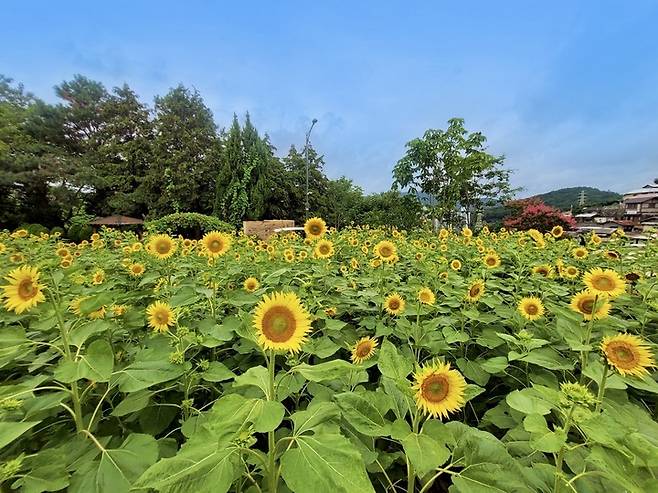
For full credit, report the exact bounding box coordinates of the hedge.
[145,213,234,238]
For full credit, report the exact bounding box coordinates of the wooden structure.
[243,220,294,240]
[89,215,144,230]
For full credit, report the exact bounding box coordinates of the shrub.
[19,223,49,236]
[50,226,65,236]
[145,212,234,239]
[503,198,576,232]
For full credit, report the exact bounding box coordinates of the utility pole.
[304,118,318,219]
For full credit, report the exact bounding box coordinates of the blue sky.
[3,1,658,196]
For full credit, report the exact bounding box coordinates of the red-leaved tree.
[503,198,576,232]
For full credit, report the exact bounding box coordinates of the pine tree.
[146,85,219,216]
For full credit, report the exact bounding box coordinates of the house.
[623,183,658,223]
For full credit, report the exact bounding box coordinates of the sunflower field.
[1,220,658,493]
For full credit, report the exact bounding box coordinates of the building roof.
[575,212,598,218]
[89,215,144,226]
[624,195,658,204]
[624,183,658,195]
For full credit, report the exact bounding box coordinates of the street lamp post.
[304,118,318,220]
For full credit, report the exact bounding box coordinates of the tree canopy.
[393,118,517,227]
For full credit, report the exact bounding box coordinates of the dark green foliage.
[534,187,621,211]
[145,212,234,238]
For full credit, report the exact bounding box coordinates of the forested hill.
[533,187,621,210]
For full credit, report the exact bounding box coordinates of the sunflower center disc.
[422,375,449,403]
[389,300,400,310]
[580,299,594,314]
[356,343,372,358]
[210,240,221,251]
[593,276,614,291]
[612,344,635,364]
[470,286,480,298]
[155,311,169,324]
[157,242,169,253]
[526,304,538,315]
[263,307,295,342]
[18,279,36,300]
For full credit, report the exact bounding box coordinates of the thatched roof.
[89,215,144,226]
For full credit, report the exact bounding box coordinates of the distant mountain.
[533,187,622,211]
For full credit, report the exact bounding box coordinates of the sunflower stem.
[267,350,278,493]
[407,407,420,493]
[595,363,608,413]
[553,402,576,493]
[49,279,84,433]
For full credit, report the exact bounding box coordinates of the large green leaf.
[294,360,367,383]
[112,344,187,392]
[280,431,375,493]
[0,421,40,449]
[69,433,158,493]
[377,340,413,380]
[335,392,390,436]
[401,431,450,478]
[135,432,241,493]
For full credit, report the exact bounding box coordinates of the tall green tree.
[94,84,153,216]
[393,118,516,227]
[214,115,249,223]
[321,177,364,229]
[0,75,62,228]
[146,85,219,217]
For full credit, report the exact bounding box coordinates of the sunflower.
[146,301,175,333]
[604,250,620,261]
[304,217,327,240]
[583,268,626,298]
[132,242,143,252]
[351,337,378,364]
[461,227,473,238]
[70,296,106,319]
[572,247,588,259]
[569,290,611,320]
[384,293,405,315]
[562,265,580,279]
[625,272,642,284]
[483,252,501,268]
[465,280,485,302]
[56,247,70,258]
[532,264,553,277]
[550,225,564,238]
[601,334,656,377]
[324,306,337,317]
[202,231,232,258]
[450,259,462,271]
[418,287,436,305]
[413,361,466,419]
[314,239,334,259]
[92,269,105,285]
[252,291,311,352]
[1,266,46,314]
[0,243,6,254]
[147,234,177,260]
[439,271,448,280]
[60,258,72,269]
[243,277,260,293]
[374,240,397,261]
[129,263,145,277]
[518,297,545,321]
